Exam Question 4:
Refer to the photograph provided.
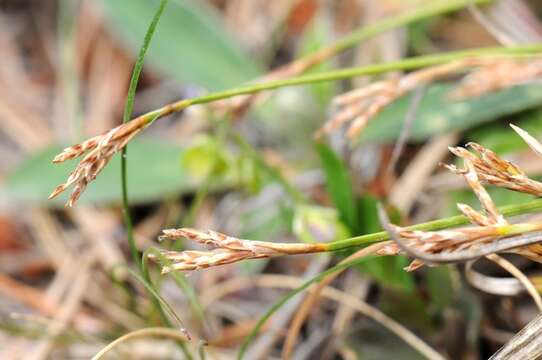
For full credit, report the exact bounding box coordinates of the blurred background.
[1,0,542,359]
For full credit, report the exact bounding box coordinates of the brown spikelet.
[318,57,497,140]
[52,135,101,163]
[49,118,148,206]
[446,141,542,197]
[153,228,326,273]
[380,132,542,270]
[452,57,542,99]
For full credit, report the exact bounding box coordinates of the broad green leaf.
[358,83,542,144]
[316,142,358,230]
[6,140,193,206]
[101,0,261,90]
[360,256,415,293]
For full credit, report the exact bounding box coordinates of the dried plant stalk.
[153,228,326,273]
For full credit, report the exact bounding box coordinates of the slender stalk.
[331,0,492,54]
[270,0,492,74]
[122,265,193,359]
[117,3,192,358]
[122,45,542,137]
[326,198,542,251]
[121,0,169,273]
[91,327,189,360]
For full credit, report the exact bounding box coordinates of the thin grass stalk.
[121,0,169,273]
[157,198,542,272]
[135,45,542,131]
[91,327,189,360]
[332,0,492,55]
[123,266,193,358]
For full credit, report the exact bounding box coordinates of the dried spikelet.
[49,118,147,206]
[452,57,542,99]
[377,222,542,270]
[446,142,542,196]
[154,228,326,273]
[53,135,102,163]
[317,57,496,139]
[379,146,542,270]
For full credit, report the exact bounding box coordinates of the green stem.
[133,44,542,132]
[331,0,492,54]
[121,0,169,273]
[185,46,541,106]
[326,198,542,251]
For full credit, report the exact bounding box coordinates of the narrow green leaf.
[121,0,168,279]
[316,142,358,230]
[426,266,454,309]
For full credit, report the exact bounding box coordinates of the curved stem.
[91,327,189,360]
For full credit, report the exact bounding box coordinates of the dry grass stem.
[490,313,542,360]
[485,254,542,312]
[510,123,542,158]
[153,228,326,273]
[91,327,190,360]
